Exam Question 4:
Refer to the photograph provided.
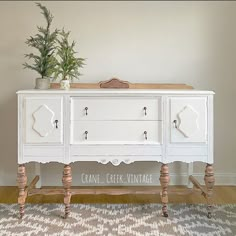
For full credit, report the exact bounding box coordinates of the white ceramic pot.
[60,80,70,90]
[35,77,50,89]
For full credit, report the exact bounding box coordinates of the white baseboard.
[190,173,236,186]
[42,172,235,186]
[1,172,235,186]
[25,173,236,186]
[169,172,236,186]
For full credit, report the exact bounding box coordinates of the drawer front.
[71,97,161,121]
[71,121,161,144]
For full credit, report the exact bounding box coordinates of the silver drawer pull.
[85,107,88,116]
[144,131,147,140]
[85,131,88,140]
[143,107,147,116]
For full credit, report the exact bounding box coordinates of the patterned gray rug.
[0,204,235,236]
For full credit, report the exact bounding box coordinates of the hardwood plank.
[0,186,235,204]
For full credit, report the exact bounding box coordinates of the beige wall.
[0,1,235,186]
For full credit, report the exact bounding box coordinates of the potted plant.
[54,29,85,89]
[23,3,58,89]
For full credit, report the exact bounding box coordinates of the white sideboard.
[17,89,215,218]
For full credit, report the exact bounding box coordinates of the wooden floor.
[0,186,235,204]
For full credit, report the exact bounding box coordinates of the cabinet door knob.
[173,120,178,128]
[85,107,88,115]
[144,107,147,116]
[144,131,147,140]
[55,120,58,129]
[85,131,88,140]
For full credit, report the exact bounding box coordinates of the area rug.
[0,204,235,236]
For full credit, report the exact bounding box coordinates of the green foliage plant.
[54,29,85,81]
[23,3,58,78]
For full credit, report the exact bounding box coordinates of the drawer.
[71,121,162,144]
[71,97,161,121]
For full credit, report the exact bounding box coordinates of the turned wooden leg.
[159,164,170,217]
[204,164,215,218]
[17,164,27,219]
[62,165,72,219]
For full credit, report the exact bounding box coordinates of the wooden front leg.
[159,164,170,217]
[62,165,72,219]
[17,164,27,219]
[204,164,215,218]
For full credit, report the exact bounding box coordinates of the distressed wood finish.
[28,188,64,196]
[28,175,40,190]
[50,80,193,90]
[159,164,170,217]
[17,165,27,219]
[27,185,195,197]
[62,165,72,218]
[130,83,193,90]
[204,164,215,218]
[2,186,235,204]
[28,187,162,196]
[189,175,207,198]
[189,173,216,218]
[99,78,130,88]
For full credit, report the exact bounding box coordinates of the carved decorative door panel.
[24,97,63,144]
[169,97,207,143]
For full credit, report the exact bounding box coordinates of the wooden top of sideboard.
[50,78,194,90]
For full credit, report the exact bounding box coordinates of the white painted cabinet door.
[24,97,63,144]
[169,97,207,143]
